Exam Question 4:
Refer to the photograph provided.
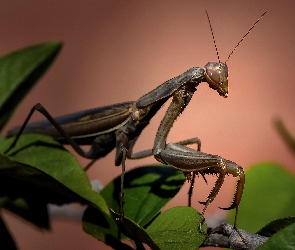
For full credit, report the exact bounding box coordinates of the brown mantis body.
[6,11,266,223]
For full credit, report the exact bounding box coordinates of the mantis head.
[203,11,266,99]
[204,62,228,98]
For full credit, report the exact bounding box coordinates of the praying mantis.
[6,11,266,223]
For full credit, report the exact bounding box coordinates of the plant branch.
[201,223,268,249]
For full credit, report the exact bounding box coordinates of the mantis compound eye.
[204,62,228,98]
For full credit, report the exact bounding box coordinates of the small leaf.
[106,207,206,250]
[227,162,295,233]
[83,205,160,249]
[101,165,186,227]
[109,208,160,250]
[258,223,295,250]
[257,216,295,237]
[1,197,49,229]
[0,41,62,129]
[83,165,186,243]
[0,135,109,217]
[146,206,207,250]
[83,206,124,248]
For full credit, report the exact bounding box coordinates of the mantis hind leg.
[5,103,108,159]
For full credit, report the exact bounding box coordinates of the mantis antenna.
[205,10,220,63]
[225,11,267,63]
[205,10,267,64]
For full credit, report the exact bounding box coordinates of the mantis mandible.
[6,11,266,222]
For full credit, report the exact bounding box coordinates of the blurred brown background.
[1,0,295,249]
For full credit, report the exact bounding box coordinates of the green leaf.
[83,207,123,248]
[0,134,109,219]
[101,165,186,227]
[257,223,295,250]
[146,206,207,250]
[109,208,161,250]
[83,165,186,245]
[83,191,162,248]
[227,162,295,233]
[0,41,62,130]
[0,197,49,229]
[257,216,295,237]
[100,206,206,250]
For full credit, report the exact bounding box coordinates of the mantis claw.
[158,146,245,220]
[219,177,245,211]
